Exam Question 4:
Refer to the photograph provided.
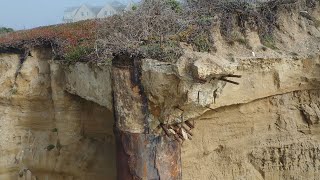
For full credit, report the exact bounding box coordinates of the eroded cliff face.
[142,52,320,180]
[0,2,319,179]
[182,89,320,180]
[0,49,115,180]
[1,51,320,180]
[140,3,320,179]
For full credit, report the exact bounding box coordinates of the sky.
[0,0,130,30]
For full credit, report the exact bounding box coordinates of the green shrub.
[193,33,212,52]
[227,31,251,48]
[166,0,182,13]
[197,16,214,26]
[10,87,17,95]
[315,19,320,28]
[261,35,277,50]
[65,46,92,61]
[132,5,138,11]
[140,41,183,61]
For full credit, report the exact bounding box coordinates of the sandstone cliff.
[0,0,319,179]
[0,49,115,179]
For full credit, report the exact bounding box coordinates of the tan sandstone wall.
[180,54,320,179]
[183,90,320,180]
[0,49,116,180]
[1,47,320,180]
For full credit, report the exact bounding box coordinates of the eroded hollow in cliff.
[0,47,117,180]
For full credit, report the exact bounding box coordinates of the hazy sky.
[0,0,130,30]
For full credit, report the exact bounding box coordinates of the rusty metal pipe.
[161,123,172,137]
[219,78,240,85]
[224,74,242,78]
[112,53,182,180]
[185,120,195,129]
[182,124,194,136]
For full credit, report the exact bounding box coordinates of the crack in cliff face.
[214,88,320,111]
[248,153,266,179]
[14,49,30,81]
[141,48,320,134]
[10,49,32,96]
[199,89,320,122]
[182,88,320,180]
[273,71,281,90]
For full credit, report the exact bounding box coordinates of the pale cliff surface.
[0,49,115,180]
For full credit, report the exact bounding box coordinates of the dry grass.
[0,0,317,62]
[97,0,303,61]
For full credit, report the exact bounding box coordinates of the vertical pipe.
[112,53,182,180]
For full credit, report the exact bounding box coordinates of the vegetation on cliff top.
[0,21,98,61]
[98,0,319,61]
[0,0,319,62]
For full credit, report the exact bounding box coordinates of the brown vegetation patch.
[0,21,98,61]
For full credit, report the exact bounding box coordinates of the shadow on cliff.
[7,48,116,180]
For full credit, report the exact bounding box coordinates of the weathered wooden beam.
[112,53,182,180]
